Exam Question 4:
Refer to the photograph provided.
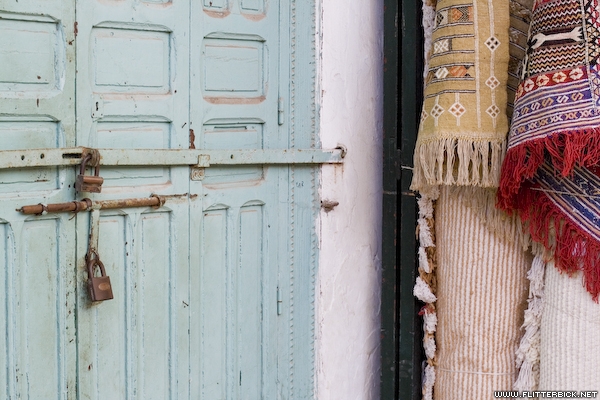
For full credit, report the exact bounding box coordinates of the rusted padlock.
[75,154,103,193]
[87,256,114,301]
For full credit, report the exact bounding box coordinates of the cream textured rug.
[434,186,530,399]
[539,265,600,390]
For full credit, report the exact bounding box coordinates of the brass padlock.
[87,257,114,301]
[75,155,103,193]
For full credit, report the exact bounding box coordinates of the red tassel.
[498,128,600,211]
[505,186,600,301]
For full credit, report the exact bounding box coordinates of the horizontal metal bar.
[18,195,168,215]
[1,148,85,169]
[0,147,344,169]
[206,148,344,165]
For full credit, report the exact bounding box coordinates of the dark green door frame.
[380,0,424,398]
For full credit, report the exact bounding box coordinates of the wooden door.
[0,0,77,398]
[74,1,191,399]
[0,0,319,399]
[189,1,281,398]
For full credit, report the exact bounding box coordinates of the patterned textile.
[498,0,600,299]
[508,0,534,118]
[411,0,511,191]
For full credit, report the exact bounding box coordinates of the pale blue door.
[189,2,281,398]
[75,1,191,399]
[0,0,77,398]
[0,0,319,398]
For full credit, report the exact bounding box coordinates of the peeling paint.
[203,95,266,105]
[203,9,232,18]
[320,199,338,213]
[189,128,196,149]
[242,13,267,22]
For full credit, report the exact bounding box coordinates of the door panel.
[83,213,129,400]
[238,204,266,400]
[136,211,176,400]
[191,191,279,399]
[197,206,227,399]
[0,215,76,400]
[0,122,62,193]
[190,2,281,398]
[75,1,191,399]
[10,218,75,400]
[0,0,77,398]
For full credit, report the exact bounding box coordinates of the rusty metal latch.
[85,206,113,302]
[75,149,104,193]
[17,194,171,215]
[16,194,178,303]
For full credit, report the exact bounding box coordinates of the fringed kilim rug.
[498,0,600,300]
[411,0,511,191]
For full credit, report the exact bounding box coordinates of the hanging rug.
[498,0,600,300]
[411,0,511,191]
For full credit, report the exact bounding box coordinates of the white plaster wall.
[317,0,384,399]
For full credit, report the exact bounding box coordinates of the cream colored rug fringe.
[513,253,545,391]
[433,186,530,399]
[414,187,439,400]
[539,265,600,390]
[411,138,507,192]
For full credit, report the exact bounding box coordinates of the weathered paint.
[1,0,323,398]
[0,0,77,398]
[74,2,191,399]
[188,2,293,398]
[317,0,384,399]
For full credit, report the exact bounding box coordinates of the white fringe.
[424,334,437,359]
[417,187,438,249]
[513,253,546,391]
[423,309,438,334]
[419,246,431,273]
[417,186,438,219]
[414,190,439,400]
[418,217,435,248]
[423,364,436,400]
[414,277,437,304]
